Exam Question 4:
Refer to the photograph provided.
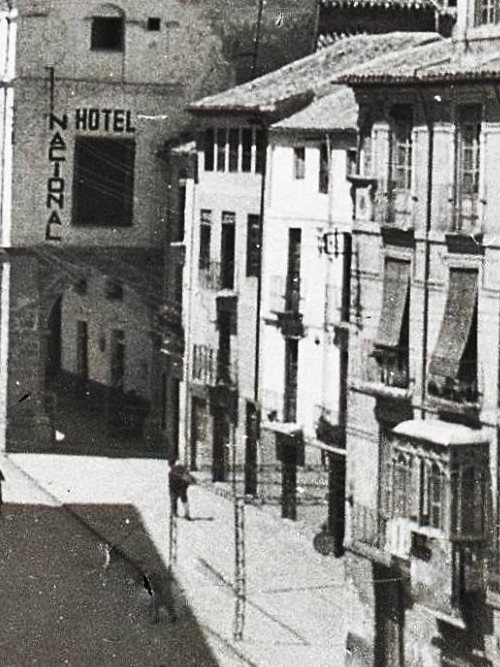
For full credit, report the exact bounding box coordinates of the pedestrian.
[168,460,195,520]
[0,468,4,514]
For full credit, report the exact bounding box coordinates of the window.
[390,105,413,192]
[110,329,125,389]
[72,137,135,227]
[255,129,266,174]
[293,147,305,180]
[374,258,410,388]
[76,321,88,379]
[105,279,123,300]
[147,17,161,31]
[428,268,478,403]
[246,214,261,277]
[228,128,239,172]
[202,127,265,174]
[319,142,329,194]
[476,0,498,25]
[173,175,186,243]
[217,311,232,384]
[216,129,226,172]
[242,129,252,172]
[346,149,357,177]
[221,212,236,289]
[199,209,212,270]
[421,462,444,529]
[203,128,214,171]
[284,339,299,422]
[456,105,482,230]
[91,16,124,51]
[74,278,87,296]
[286,228,301,311]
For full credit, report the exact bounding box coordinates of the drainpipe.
[419,91,433,420]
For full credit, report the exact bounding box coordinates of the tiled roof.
[272,86,357,132]
[320,0,441,8]
[189,32,440,113]
[337,36,500,84]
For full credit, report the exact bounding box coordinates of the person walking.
[168,460,195,520]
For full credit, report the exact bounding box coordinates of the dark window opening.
[204,128,214,171]
[246,214,261,277]
[72,137,135,227]
[346,149,357,177]
[284,339,299,422]
[110,329,125,390]
[76,321,88,380]
[74,278,88,296]
[221,212,235,289]
[242,129,252,172]
[199,209,212,270]
[216,129,226,172]
[228,128,239,172]
[293,147,305,180]
[285,228,301,311]
[173,177,186,243]
[255,129,266,174]
[319,142,329,194]
[105,279,123,301]
[147,17,161,31]
[217,312,232,384]
[91,16,124,52]
[174,264,183,314]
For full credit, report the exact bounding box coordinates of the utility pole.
[251,0,264,78]
[232,433,246,641]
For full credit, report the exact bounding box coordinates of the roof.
[338,36,500,85]
[393,419,489,446]
[31,246,164,307]
[272,85,357,132]
[189,32,440,114]
[320,0,442,8]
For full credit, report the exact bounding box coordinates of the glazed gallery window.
[389,105,413,192]
[91,16,124,51]
[293,147,305,180]
[72,137,135,227]
[475,0,499,25]
[203,127,266,174]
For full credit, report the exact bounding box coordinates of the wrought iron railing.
[192,344,237,387]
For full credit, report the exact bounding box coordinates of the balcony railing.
[427,374,481,407]
[192,344,237,387]
[269,275,302,314]
[435,183,484,237]
[352,339,411,395]
[260,389,285,422]
[374,184,413,227]
[350,502,387,551]
[199,261,237,291]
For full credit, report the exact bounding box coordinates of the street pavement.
[1,454,348,666]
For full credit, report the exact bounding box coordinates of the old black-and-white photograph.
[1,0,497,665]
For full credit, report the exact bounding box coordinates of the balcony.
[427,374,481,420]
[436,184,484,245]
[192,344,237,388]
[350,339,412,400]
[374,184,414,229]
[199,260,236,291]
[350,502,388,554]
[268,275,304,339]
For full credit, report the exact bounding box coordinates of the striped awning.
[375,259,410,348]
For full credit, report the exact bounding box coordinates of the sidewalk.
[4,454,348,666]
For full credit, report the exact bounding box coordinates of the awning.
[375,259,410,348]
[428,269,478,380]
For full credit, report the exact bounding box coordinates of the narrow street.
[1,454,347,666]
